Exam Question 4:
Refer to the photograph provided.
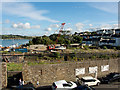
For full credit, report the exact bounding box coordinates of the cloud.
[75,22,84,32]
[89,3,118,14]
[66,27,72,31]
[49,24,59,28]
[89,24,93,27]
[12,22,40,29]
[112,24,118,29]
[31,25,40,29]
[3,2,59,23]
[44,24,60,32]
[45,27,52,31]
[88,24,118,31]
[12,24,18,28]
[100,24,113,29]
[44,32,48,35]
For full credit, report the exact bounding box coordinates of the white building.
[115,29,120,34]
[96,29,116,35]
[96,30,105,34]
[113,37,120,46]
[99,36,120,47]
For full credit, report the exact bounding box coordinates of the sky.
[1,1,119,36]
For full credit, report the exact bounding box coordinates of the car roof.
[54,80,67,85]
[81,76,94,80]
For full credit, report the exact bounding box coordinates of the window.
[63,84,71,87]
[81,79,96,82]
[52,83,56,87]
[67,82,73,86]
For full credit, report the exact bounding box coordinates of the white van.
[81,76,100,86]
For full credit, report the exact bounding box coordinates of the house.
[96,30,106,34]
[115,29,120,35]
[107,29,115,34]
[99,34,120,47]
[92,38,101,46]
[96,29,116,35]
[99,39,116,46]
[111,35,120,46]
[76,29,120,47]
[82,38,93,46]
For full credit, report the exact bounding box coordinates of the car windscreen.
[81,78,96,82]
[63,82,73,87]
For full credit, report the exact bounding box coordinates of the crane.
[47,23,66,51]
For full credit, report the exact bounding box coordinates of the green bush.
[113,47,117,50]
[103,46,107,49]
[116,46,120,50]
[84,45,89,50]
[91,56,96,60]
[53,52,60,58]
[2,51,9,54]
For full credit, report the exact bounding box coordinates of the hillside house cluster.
[77,29,120,47]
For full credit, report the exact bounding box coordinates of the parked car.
[99,72,120,84]
[52,80,77,90]
[72,85,95,90]
[80,76,100,86]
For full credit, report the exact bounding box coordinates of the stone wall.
[0,63,7,89]
[22,58,119,87]
[2,55,24,62]
[0,63,2,89]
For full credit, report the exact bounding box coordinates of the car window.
[63,84,72,87]
[113,74,119,77]
[81,79,96,82]
[52,83,56,87]
[67,82,73,86]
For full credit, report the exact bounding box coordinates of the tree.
[91,32,97,35]
[57,37,64,44]
[32,37,42,44]
[49,34,57,42]
[42,37,53,45]
[29,40,33,45]
[73,35,83,43]
[64,39,71,47]
[32,36,53,45]
[74,32,78,35]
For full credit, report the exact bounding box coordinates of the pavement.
[2,81,120,90]
[94,82,120,90]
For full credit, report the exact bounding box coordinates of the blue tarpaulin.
[15,48,28,53]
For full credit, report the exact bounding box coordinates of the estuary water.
[0,39,30,47]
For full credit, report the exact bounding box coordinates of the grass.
[7,61,63,71]
[7,62,23,71]
[6,49,120,71]
[27,60,64,66]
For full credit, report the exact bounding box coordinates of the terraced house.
[80,29,120,47]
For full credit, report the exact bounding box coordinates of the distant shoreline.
[1,38,32,40]
[1,39,30,47]
[1,35,33,40]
